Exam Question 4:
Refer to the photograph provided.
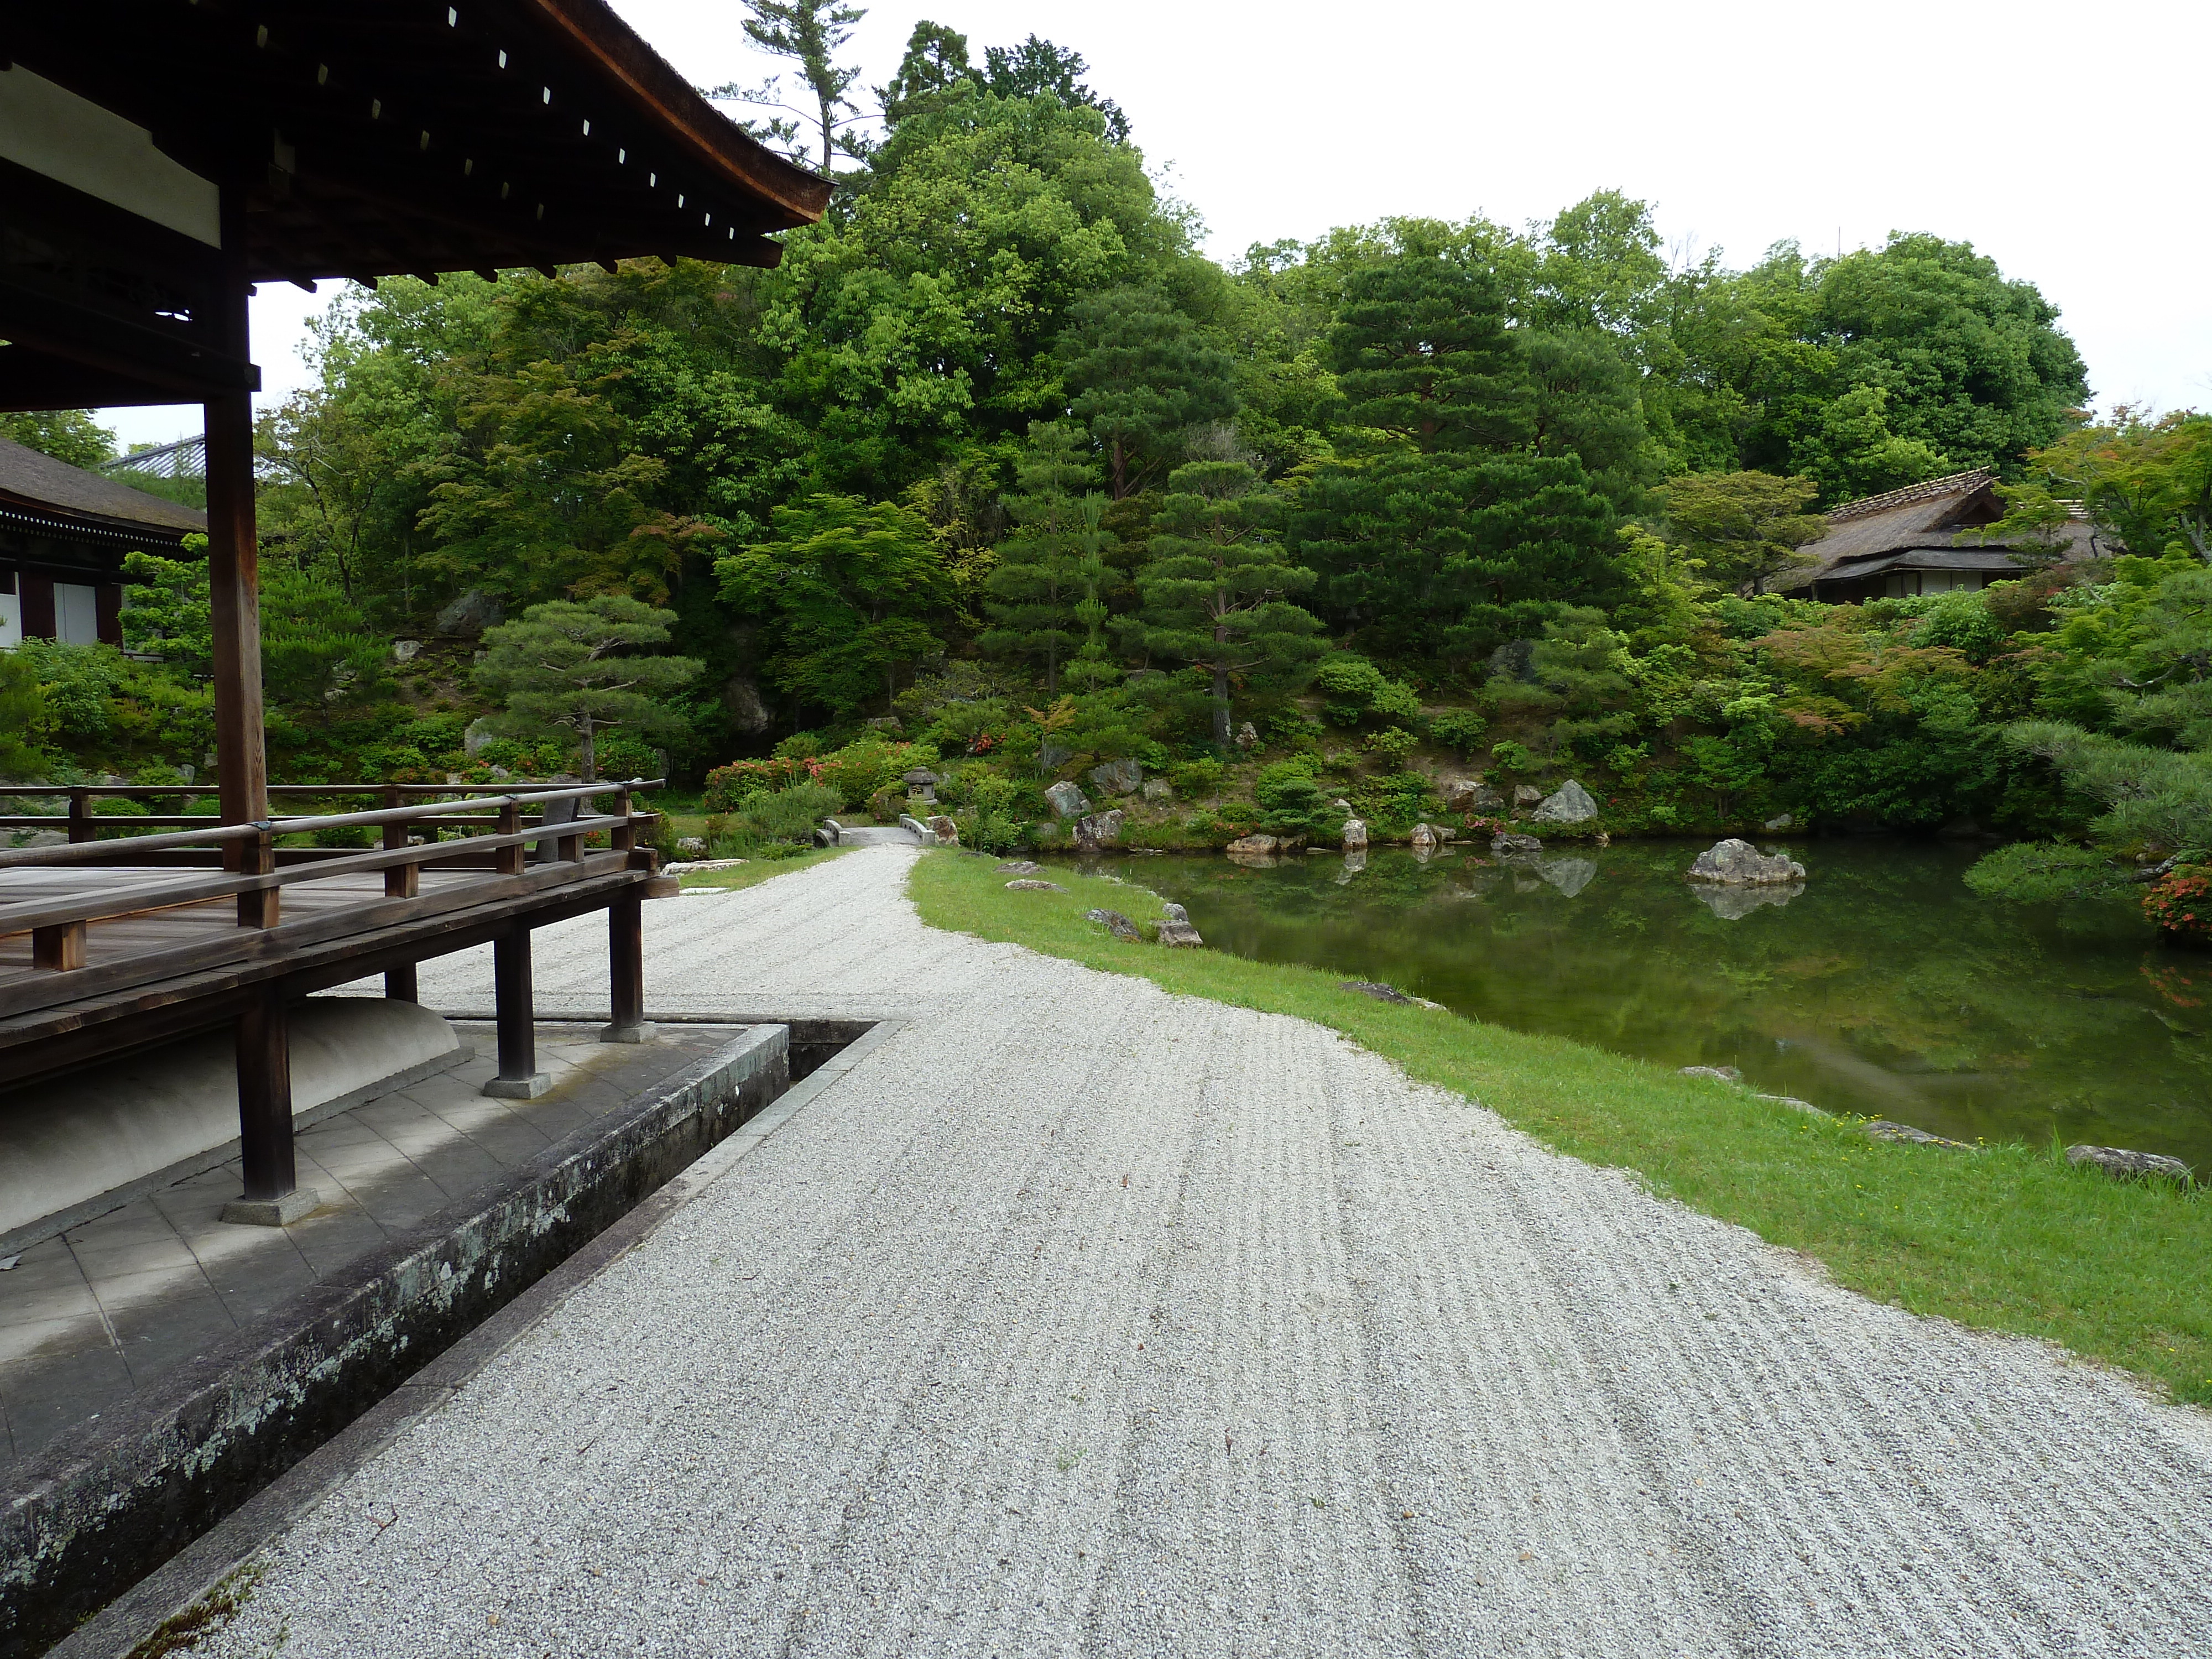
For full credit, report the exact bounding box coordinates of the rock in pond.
[1691,881,1804,921]
[1491,831,1543,859]
[1073,808,1125,851]
[995,859,1041,875]
[1409,822,1441,853]
[1085,907,1142,941]
[1005,878,1066,892]
[1227,833,1280,858]
[1679,1065,1744,1083]
[1763,813,1794,832]
[1044,780,1092,820]
[1512,784,1545,810]
[1532,779,1599,825]
[1687,838,1805,886]
[1342,817,1369,851]
[1864,1120,1978,1151]
[1537,855,1597,898]
[1088,757,1142,796]
[1154,902,1204,947]
[2066,1144,2194,1183]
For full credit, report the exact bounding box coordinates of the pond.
[1071,838,2212,1171]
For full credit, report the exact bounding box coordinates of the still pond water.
[1073,838,2212,1170]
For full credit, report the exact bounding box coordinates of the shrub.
[1313,653,1422,727]
[1253,759,1340,839]
[1428,708,1488,755]
[1489,739,1535,773]
[2143,867,2212,941]
[1168,758,1225,797]
[774,732,826,759]
[733,780,843,843]
[1365,727,1418,766]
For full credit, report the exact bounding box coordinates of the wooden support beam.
[32,921,85,972]
[66,789,92,844]
[205,186,270,863]
[600,891,649,1043]
[382,789,420,899]
[223,986,316,1224]
[485,924,549,1097]
[384,963,419,1002]
[237,825,280,929]
[495,801,526,876]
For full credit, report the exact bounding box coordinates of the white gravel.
[209,846,2211,1656]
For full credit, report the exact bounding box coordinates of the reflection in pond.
[1073,840,2211,1168]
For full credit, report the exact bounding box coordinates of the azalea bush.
[2142,867,2212,943]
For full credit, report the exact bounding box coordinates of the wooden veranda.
[0,4,827,1220]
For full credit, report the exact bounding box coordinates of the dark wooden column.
[600,890,651,1043]
[221,985,317,1226]
[485,924,550,1098]
[383,786,419,1000]
[204,184,268,863]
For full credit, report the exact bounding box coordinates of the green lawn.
[675,846,852,891]
[910,850,2212,1406]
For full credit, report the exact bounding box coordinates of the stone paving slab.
[184,847,2212,1658]
[0,1020,743,1474]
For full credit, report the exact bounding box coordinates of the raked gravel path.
[207,845,2209,1657]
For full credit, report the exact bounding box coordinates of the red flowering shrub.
[2143,867,2212,943]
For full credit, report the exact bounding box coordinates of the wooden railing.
[0,780,664,1021]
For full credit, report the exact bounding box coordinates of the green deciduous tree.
[716,494,952,716]
[0,649,46,776]
[474,596,701,782]
[1135,462,1323,743]
[1062,287,1237,498]
[1987,408,2212,559]
[0,410,115,468]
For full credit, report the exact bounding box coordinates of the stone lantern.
[904,767,939,806]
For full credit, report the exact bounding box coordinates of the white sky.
[103,0,2210,452]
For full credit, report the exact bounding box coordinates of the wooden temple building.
[0,3,827,1219]
[0,435,205,647]
[1782,469,2110,603]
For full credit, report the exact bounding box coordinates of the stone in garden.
[392,639,421,662]
[1142,778,1173,803]
[1342,818,1369,851]
[1343,980,1415,1004]
[2065,1144,2194,1183]
[1686,838,1805,886]
[1491,831,1542,859]
[676,836,708,858]
[1039,740,1072,772]
[1005,878,1066,891]
[1443,779,1504,813]
[1226,833,1279,855]
[662,857,749,875]
[1089,758,1143,796]
[1085,907,1142,941]
[1863,1120,1978,1151]
[1073,809,1125,851]
[463,717,497,757]
[1235,722,1260,750]
[995,860,1041,875]
[1337,849,1368,880]
[1045,780,1092,819]
[435,588,503,635]
[1679,1065,1744,1083]
[1759,1093,1827,1115]
[1532,779,1599,825]
[1332,797,1352,811]
[865,715,904,733]
[925,815,960,846]
[1764,813,1793,832]
[1410,822,1441,851]
[1154,902,1204,947]
[1512,784,1545,809]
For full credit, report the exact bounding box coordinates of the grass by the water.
[676,846,851,891]
[910,849,2212,1407]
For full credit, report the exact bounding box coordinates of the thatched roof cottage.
[1782,469,2107,604]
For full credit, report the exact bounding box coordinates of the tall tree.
[1658,471,1830,594]
[1135,462,1322,743]
[475,597,701,782]
[879,20,974,124]
[978,424,1104,694]
[0,410,116,469]
[1325,251,1526,451]
[981,35,1129,142]
[709,0,869,175]
[717,494,952,715]
[1062,288,1237,498]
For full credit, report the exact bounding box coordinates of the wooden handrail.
[0,812,639,936]
[0,778,666,799]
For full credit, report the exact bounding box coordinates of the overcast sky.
[104,0,2209,452]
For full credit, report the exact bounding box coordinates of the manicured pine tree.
[978,424,1105,696]
[473,596,701,782]
[1062,288,1237,498]
[1062,493,1121,692]
[1136,461,1323,744]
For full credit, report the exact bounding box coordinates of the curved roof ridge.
[1826,468,1995,523]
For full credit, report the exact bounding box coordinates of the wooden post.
[221,986,317,1225]
[612,785,634,853]
[381,788,419,999]
[32,922,86,972]
[205,186,268,868]
[484,924,549,1097]
[237,823,279,928]
[66,788,92,844]
[600,891,651,1043]
[495,800,526,876]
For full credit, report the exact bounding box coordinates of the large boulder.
[1442,778,1504,814]
[2065,1144,2194,1184]
[1085,907,1142,941]
[1044,780,1092,820]
[1154,902,1204,947]
[1491,831,1542,859]
[1226,833,1279,856]
[1088,758,1143,796]
[1141,777,1173,803]
[435,588,503,637]
[1532,779,1599,825]
[1234,722,1260,751]
[1687,838,1805,886]
[924,814,960,846]
[1864,1120,1978,1152]
[1512,784,1545,810]
[1073,808,1125,851]
[1342,817,1369,851]
[1409,822,1441,853]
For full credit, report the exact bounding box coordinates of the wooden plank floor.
[0,867,501,991]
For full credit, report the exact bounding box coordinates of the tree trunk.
[1110,435,1128,500]
[1212,666,1231,745]
[578,715,597,785]
[1046,648,1058,698]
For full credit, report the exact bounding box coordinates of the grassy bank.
[675,846,852,891]
[909,851,2211,1407]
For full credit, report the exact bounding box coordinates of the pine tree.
[474,597,701,782]
[1326,253,1526,452]
[1063,494,1120,692]
[1063,289,1237,498]
[1136,462,1323,744]
[977,425,1098,695]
